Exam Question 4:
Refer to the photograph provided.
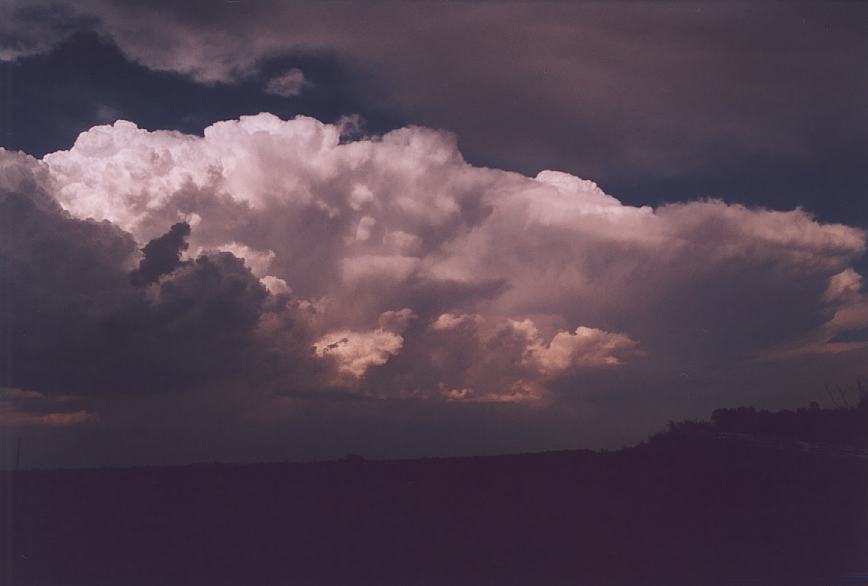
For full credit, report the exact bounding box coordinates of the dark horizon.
[4,397,868,585]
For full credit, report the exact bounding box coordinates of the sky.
[2,1,868,468]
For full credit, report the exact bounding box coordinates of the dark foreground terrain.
[2,407,868,585]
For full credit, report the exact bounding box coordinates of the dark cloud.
[101,251,273,394]
[0,387,97,428]
[0,151,140,394]
[0,1,94,61]
[129,221,190,286]
[0,150,318,398]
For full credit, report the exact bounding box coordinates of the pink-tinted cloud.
[2,113,867,408]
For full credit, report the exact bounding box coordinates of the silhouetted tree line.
[659,381,868,447]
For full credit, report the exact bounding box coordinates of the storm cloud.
[0,112,864,417]
[0,147,317,405]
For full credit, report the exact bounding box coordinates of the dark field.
[3,431,868,586]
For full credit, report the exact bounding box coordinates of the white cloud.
[423,315,640,403]
[431,313,482,332]
[24,113,868,401]
[315,328,405,378]
[195,242,275,276]
[378,308,417,332]
[523,323,641,374]
[260,275,291,296]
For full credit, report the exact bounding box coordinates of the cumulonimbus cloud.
[1,113,867,418]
